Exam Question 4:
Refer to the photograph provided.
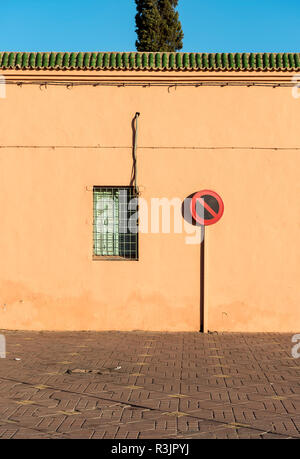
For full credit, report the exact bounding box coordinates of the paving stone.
[0,331,299,438]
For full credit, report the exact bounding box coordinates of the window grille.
[93,186,138,260]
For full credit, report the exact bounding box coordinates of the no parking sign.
[185,189,224,332]
[190,190,224,226]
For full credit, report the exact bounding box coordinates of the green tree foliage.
[157,0,183,52]
[135,0,184,52]
[135,0,161,52]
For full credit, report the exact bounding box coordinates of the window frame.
[92,186,139,262]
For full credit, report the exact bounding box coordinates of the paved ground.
[0,330,299,439]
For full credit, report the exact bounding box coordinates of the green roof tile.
[276,53,282,68]
[283,53,289,68]
[136,53,142,68]
[235,53,242,69]
[55,52,63,68]
[116,52,122,68]
[15,52,22,68]
[21,53,29,68]
[149,53,154,69]
[215,53,222,69]
[129,52,135,68]
[228,53,235,69]
[70,52,77,68]
[83,52,91,68]
[162,53,168,68]
[62,52,70,68]
[176,53,182,68]
[195,53,201,68]
[155,52,161,68]
[8,52,15,68]
[2,52,9,68]
[77,52,84,68]
[256,53,263,69]
[96,52,103,68]
[142,53,148,68]
[242,53,248,69]
[190,53,196,69]
[169,53,175,69]
[221,53,228,68]
[269,53,276,69]
[263,53,269,68]
[123,52,129,68]
[208,53,215,69]
[90,52,97,68]
[183,53,189,68]
[36,52,42,68]
[249,53,256,69]
[0,52,299,71]
[288,53,295,68]
[49,52,56,68]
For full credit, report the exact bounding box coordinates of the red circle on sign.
[190,190,224,226]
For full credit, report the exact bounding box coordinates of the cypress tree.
[135,0,162,52]
[135,0,183,52]
[157,0,183,52]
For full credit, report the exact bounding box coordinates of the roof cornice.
[0,52,300,71]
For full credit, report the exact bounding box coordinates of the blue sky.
[1,0,300,52]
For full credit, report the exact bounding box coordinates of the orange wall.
[0,70,299,332]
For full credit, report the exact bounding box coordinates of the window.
[93,187,138,260]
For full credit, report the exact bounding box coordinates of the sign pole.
[200,225,205,332]
[189,190,224,333]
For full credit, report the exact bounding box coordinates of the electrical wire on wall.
[130,112,140,194]
[0,145,299,150]
[0,79,297,88]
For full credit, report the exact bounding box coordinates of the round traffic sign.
[190,190,224,226]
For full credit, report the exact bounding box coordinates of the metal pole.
[200,225,205,332]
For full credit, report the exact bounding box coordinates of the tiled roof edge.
[0,52,300,71]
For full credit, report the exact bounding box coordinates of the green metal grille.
[93,187,138,260]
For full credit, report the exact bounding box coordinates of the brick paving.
[0,330,299,439]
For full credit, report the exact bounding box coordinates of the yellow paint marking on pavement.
[15,400,35,405]
[126,385,144,390]
[164,411,189,418]
[44,372,60,375]
[269,396,287,400]
[209,363,230,368]
[168,394,188,398]
[57,411,80,416]
[213,374,230,378]
[130,373,144,377]
[136,362,148,366]
[37,413,60,418]
[209,364,229,367]
[227,422,251,429]
[0,419,18,424]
